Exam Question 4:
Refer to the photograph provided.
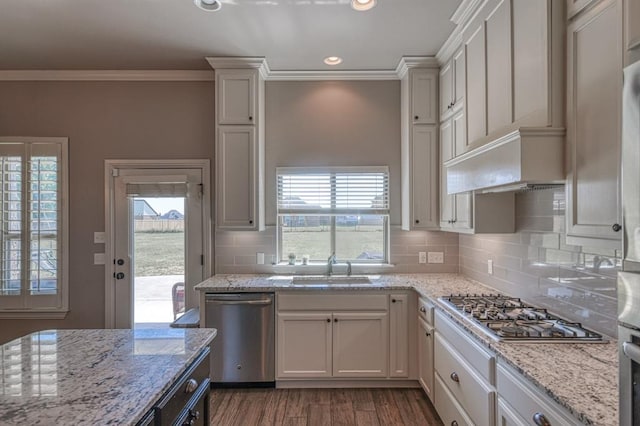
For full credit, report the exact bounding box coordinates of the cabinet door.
[568,0,600,18]
[216,126,258,229]
[485,0,513,135]
[566,0,623,245]
[389,294,409,378]
[453,47,466,110]
[217,70,257,125]
[439,120,454,229]
[411,70,438,125]
[451,110,473,231]
[497,399,527,426]
[439,60,454,119]
[333,312,388,378]
[626,0,640,62]
[277,312,332,378]
[411,125,439,229]
[465,23,487,146]
[418,317,434,401]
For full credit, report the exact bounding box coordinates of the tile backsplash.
[215,226,459,275]
[459,187,619,338]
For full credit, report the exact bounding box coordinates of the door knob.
[116,259,125,265]
[115,272,125,280]
[612,223,622,232]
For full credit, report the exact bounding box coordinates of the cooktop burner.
[441,294,604,342]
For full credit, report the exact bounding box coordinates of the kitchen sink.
[291,276,373,286]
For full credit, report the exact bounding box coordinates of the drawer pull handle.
[184,378,198,393]
[419,306,426,313]
[451,421,459,426]
[450,372,459,383]
[533,412,551,426]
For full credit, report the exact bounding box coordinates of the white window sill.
[272,262,396,275]
[0,310,69,320]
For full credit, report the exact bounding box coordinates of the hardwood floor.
[209,388,443,426]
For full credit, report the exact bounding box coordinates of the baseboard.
[276,379,420,389]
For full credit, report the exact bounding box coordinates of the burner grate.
[441,294,604,342]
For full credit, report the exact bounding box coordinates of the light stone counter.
[0,328,217,426]
[195,273,618,426]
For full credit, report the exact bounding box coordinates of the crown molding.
[451,0,485,27]
[436,29,463,64]
[394,56,439,79]
[205,57,271,79]
[0,70,214,81]
[267,69,400,81]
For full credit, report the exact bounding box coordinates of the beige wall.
[0,81,215,343]
[264,81,402,224]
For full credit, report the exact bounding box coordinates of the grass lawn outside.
[134,231,185,277]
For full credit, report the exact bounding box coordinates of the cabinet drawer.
[435,310,495,382]
[434,373,474,426]
[277,292,388,311]
[497,364,579,426]
[418,297,434,325]
[435,334,496,426]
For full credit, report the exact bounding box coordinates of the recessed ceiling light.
[324,56,343,66]
[194,0,222,12]
[351,0,376,11]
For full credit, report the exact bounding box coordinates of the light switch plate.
[488,259,494,274]
[418,252,427,264]
[428,252,444,264]
[256,252,265,265]
[94,253,106,265]
[94,232,106,244]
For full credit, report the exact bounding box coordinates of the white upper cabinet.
[216,70,257,125]
[461,0,564,150]
[411,69,438,125]
[208,58,267,231]
[485,0,513,135]
[400,61,440,231]
[566,0,623,246]
[440,47,466,122]
[567,0,601,18]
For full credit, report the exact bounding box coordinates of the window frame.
[0,137,69,319]
[276,166,390,264]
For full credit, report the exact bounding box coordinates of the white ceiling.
[0,0,461,71]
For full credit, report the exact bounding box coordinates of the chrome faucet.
[327,252,337,276]
[346,261,352,276]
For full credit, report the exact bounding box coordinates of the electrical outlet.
[256,252,265,265]
[488,259,494,275]
[418,252,427,264]
[428,252,444,264]
[94,253,106,265]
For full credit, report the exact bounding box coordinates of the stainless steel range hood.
[444,128,566,194]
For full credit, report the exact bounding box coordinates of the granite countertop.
[0,328,217,426]
[195,273,618,426]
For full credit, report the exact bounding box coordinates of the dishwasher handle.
[205,295,273,306]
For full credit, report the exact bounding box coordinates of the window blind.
[277,167,389,216]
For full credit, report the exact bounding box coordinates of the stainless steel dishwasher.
[204,293,275,386]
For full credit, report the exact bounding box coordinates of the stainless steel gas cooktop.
[441,294,605,342]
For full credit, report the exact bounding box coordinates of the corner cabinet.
[400,59,440,231]
[208,58,267,231]
[566,0,623,247]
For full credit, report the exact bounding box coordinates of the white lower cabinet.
[435,373,474,426]
[496,363,580,426]
[418,317,434,401]
[276,292,398,380]
[389,293,409,378]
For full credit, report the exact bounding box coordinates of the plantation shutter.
[277,166,390,216]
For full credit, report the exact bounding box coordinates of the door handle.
[205,298,272,305]
[115,272,125,280]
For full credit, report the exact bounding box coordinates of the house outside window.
[0,138,69,318]
[277,166,389,263]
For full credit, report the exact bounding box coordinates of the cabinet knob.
[415,219,420,224]
[533,412,551,426]
[414,115,419,120]
[612,223,622,232]
[391,299,396,303]
[249,116,253,121]
[451,422,459,426]
[184,378,198,393]
[419,306,426,313]
[450,372,460,383]
[425,331,431,337]
[249,220,253,225]
[327,318,331,323]
[334,318,338,322]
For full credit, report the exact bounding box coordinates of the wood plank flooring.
[209,388,443,426]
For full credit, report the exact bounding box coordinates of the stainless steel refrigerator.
[619,59,640,426]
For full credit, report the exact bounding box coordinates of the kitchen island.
[0,328,216,425]
[196,273,618,426]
